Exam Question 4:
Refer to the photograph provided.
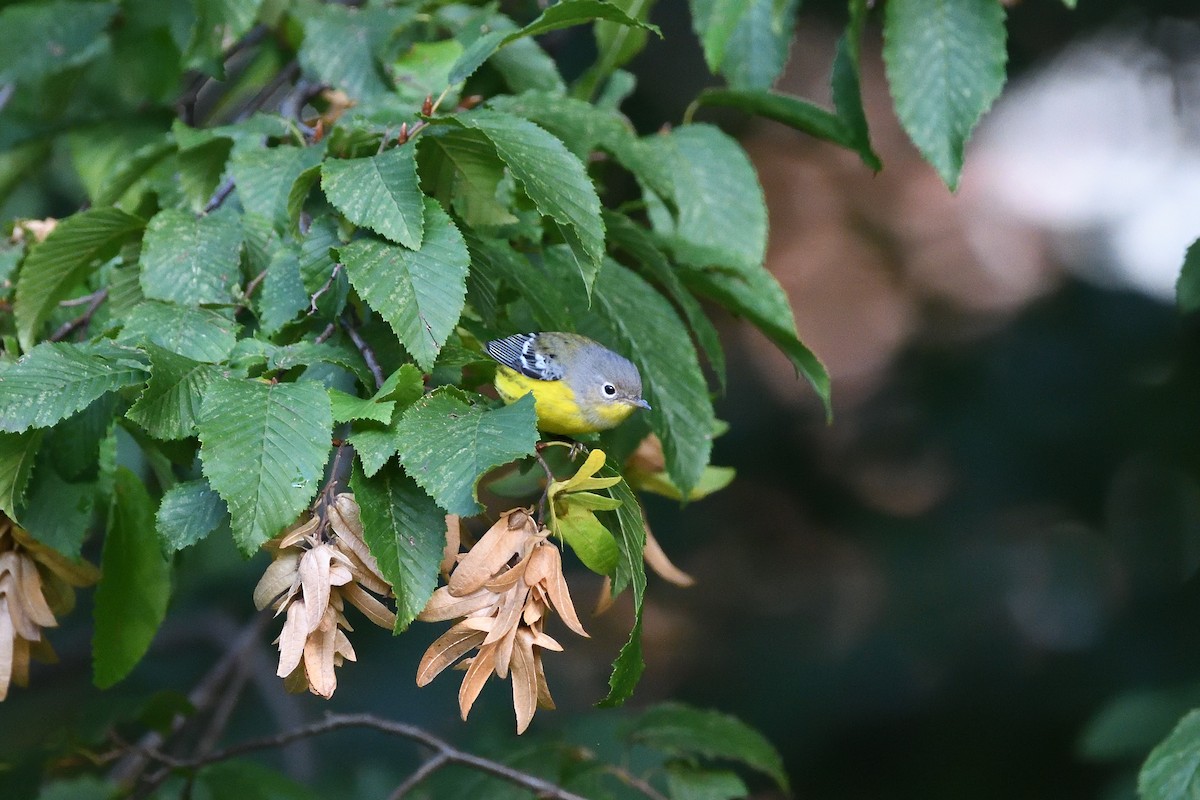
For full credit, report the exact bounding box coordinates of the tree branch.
[49,288,107,342]
[339,316,385,390]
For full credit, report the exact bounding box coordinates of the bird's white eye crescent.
[603,383,617,396]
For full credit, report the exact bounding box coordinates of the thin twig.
[203,177,237,214]
[236,60,302,123]
[339,316,384,390]
[59,288,107,308]
[314,322,336,345]
[308,262,342,315]
[153,712,591,800]
[49,288,108,342]
[387,751,450,800]
[601,763,671,800]
[243,268,268,301]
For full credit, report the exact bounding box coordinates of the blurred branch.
[137,712,592,800]
[49,288,107,342]
[339,314,384,390]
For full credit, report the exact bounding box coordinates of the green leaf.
[19,463,95,559]
[298,5,406,100]
[198,379,333,554]
[450,109,605,297]
[258,246,310,336]
[488,92,632,162]
[13,207,144,350]
[419,130,518,228]
[93,467,171,689]
[0,430,43,518]
[554,502,619,576]
[297,215,347,318]
[597,465,646,706]
[449,0,659,85]
[346,364,425,476]
[593,0,659,81]
[394,388,538,516]
[230,145,325,232]
[693,88,848,150]
[665,765,748,800]
[830,0,881,170]
[883,0,1007,190]
[1140,709,1200,800]
[116,301,239,363]
[628,703,790,791]
[329,389,394,425]
[393,39,463,106]
[177,136,234,213]
[126,346,222,440]
[0,342,147,433]
[689,0,798,90]
[139,208,242,305]
[340,199,470,371]
[587,261,714,495]
[0,1,118,83]
[683,264,831,416]
[321,147,425,249]
[463,233,573,332]
[1178,239,1200,314]
[198,760,317,800]
[350,462,445,632]
[155,479,230,554]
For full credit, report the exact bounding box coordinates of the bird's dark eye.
[603,383,617,396]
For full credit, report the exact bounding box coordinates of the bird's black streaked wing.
[484,333,565,381]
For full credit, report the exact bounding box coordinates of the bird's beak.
[632,398,651,410]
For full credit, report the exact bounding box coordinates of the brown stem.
[49,288,108,342]
[339,316,384,390]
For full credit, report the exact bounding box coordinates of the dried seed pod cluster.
[0,515,99,701]
[417,508,587,734]
[254,493,396,698]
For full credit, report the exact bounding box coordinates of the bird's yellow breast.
[493,366,636,435]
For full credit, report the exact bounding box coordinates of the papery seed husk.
[533,649,555,710]
[337,546,391,596]
[483,582,530,647]
[458,640,498,720]
[417,586,497,622]
[339,582,397,630]
[535,545,588,638]
[484,546,536,593]
[10,635,30,688]
[15,555,57,629]
[522,599,545,627]
[441,515,461,578]
[458,617,495,634]
[0,574,39,641]
[277,515,321,550]
[37,569,75,617]
[299,545,334,634]
[493,615,520,681]
[511,628,538,734]
[530,629,563,652]
[417,622,488,687]
[594,576,615,615]
[0,551,18,578]
[282,663,309,694]
[0,596,13,700]
[253,552,301,611]
[643,525,695,587]
[523,543,555,587]
[447,512,536,597]
[330,494,364,538]
[276,600,307,678]
[334,628,356,662]
[328,563,354,587]
[303,614,338,698]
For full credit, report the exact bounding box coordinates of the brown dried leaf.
[277,515,321,549]
[417,622,487,686]
[511,628,538,734]
[417,585,497,622]
[253,552,300,611]
[441,515,461,577]
[334,628,356,662]
[643,525,695,587]
[483,582,529,647]
[276,600,307,678]
[448,509,536,596]
[534,649,555,710]
[339,582,397,630]
[530,629,563,652]
[299,545,334,633]
[303,613,338,698]
[458,640,498,720]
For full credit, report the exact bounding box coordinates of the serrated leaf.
[463,233,574,332]
[450,109,605,296]
[340,199,469,371]
[488,92,632,162]
[883,0,1007,190]
[693,88,849,150]
[1178,239,1200,314]
[322,147,425,248]
[449,0,659,85]
[139,208,242,305]
[116,301,239,363]
[285,162,322,236]
[690,0,797,89]
[628,703,790,791]
[298,5,407,100]
[0,1,118,84]
[126,346,222,440]
[665,764,748,800]
[0,342,147,433]
[19,462,95,559]
[554,502,619,576]
[258,246,309,336]
[329,389,394,425]
[13,207,144,351]
[93,467,171,689]
[177,137,233,213]
[419,130,517,227]
[298,215,348,319]
[230,145,325,232]
[198,379,333,554]
[585,261,713,495]
[350,462,445,632]
[1140,710,1200,800]
[598,464,646,706]
[394,388,538,516]
[156,479,230,554]
[347,365,425,477]
[831,0,881,171]
[394,39,463,106]
[0,430,42,518]
[683,264,831,416]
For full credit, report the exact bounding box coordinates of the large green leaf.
[451,109,605,297]
[0,342,147,433]
[627,703,790,791]
[155,479,230,554]
[883,0,1006,190]
[321,146,425,249]
[13,207,144,350]
[418,129,517,228]
[258,246,309,336]
[346,364,428,477]
[1139,709,1200,800]
[139,208,242,305]
[350,462,445,632]
[830,0,880,170]
[488,92,632,162]
[229,145,325,232]
[689,0,797,90]
[0,1,117,83]
[126,346,222,440]
[116,301,239,363]
[298,5,408,100]
[0,430,42,518]
[586,261,714,495]
[597,464,646,706]
[463,233,574,332]
[93,467,171,689]
[197,379,333,554]
[19,462,95,559]
[394,388,538,516]
[339,199,470,371]
[1178,239,1200,314]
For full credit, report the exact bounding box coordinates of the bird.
[484,332,651,435]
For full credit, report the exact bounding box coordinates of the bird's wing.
[485,333,565,381]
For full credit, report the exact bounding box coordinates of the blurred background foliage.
[7,0,1200,798]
